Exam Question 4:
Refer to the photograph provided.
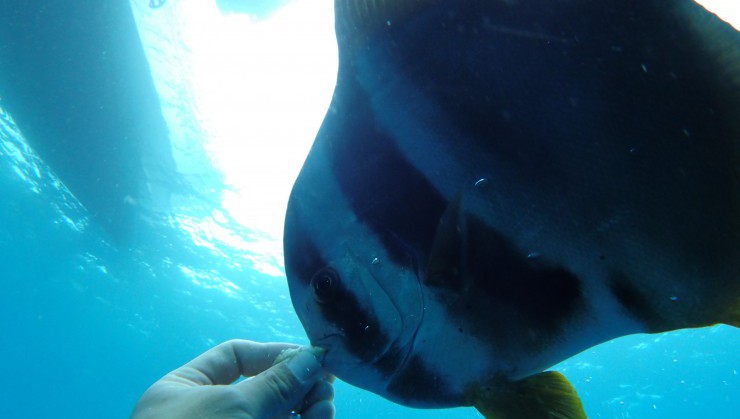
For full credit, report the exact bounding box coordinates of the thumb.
[237,348,324,418]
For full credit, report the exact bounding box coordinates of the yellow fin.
[473,371,587,419]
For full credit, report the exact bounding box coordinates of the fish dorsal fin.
[334,0,439,47]
[473,371,587,419]
[425,191,467,290]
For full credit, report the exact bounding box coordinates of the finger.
[230,340,302,377]
[294,379,335,412]
[301,399,336,419]
[235,348,324,418]
[169,340,299,386]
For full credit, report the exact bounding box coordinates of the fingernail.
[285,348,322,383]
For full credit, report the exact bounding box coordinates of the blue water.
[1,1,738,419]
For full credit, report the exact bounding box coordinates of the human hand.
[132,339,335,419]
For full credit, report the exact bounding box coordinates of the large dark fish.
[284,0,740,417]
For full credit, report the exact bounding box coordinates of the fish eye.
[311,268,339,304]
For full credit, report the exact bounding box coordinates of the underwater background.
[0,1,737,418]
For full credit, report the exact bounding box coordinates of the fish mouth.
[313,332,343,349]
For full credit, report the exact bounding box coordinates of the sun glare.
[181,0,337,240]
[697,0,740,30]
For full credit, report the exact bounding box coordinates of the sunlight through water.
[135,0,336,238]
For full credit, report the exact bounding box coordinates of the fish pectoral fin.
[426,192,467,289]
[473,371,587,419]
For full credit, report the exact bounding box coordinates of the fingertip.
[293,378,335,412]
[284,348,323,384]
[235,352,320,419]
[311,379,335,403]
[231,340,301,377]
[233,346,327,418]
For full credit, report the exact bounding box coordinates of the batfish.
[284,0,740,417]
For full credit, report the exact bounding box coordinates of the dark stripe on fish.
[316,277,391,364]
[387,355,459,406]
[468,215,583,332]
[325,75,448,269]
[438,214,585,355]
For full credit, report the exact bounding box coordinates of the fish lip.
[312,332,343,351]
